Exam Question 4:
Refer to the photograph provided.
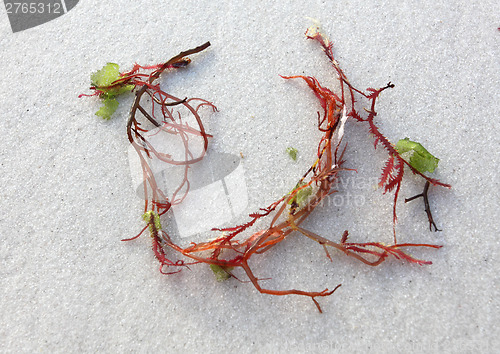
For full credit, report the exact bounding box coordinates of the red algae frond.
[81,28,450,313]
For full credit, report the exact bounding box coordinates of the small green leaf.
[142,210,162,232]
[106,84,134,97]
[209,264,233,282]
[288,182,313,206]
[91,63,121,88]
[90,63,134,120]
[286,147,298,161]
[95,98,119,120]
[396,138,439,173]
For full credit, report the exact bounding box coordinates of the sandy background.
[1,1,499,353]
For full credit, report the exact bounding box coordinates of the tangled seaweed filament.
[82,27,450,313]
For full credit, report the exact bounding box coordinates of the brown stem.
[405,181,441,232]
[127,42,211,144]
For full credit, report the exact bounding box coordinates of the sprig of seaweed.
[81,28,450,313]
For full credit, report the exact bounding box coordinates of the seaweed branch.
[81,28,450,313]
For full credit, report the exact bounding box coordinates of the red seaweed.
[82,28,450,313]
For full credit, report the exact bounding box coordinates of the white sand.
[1,1,498,352]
